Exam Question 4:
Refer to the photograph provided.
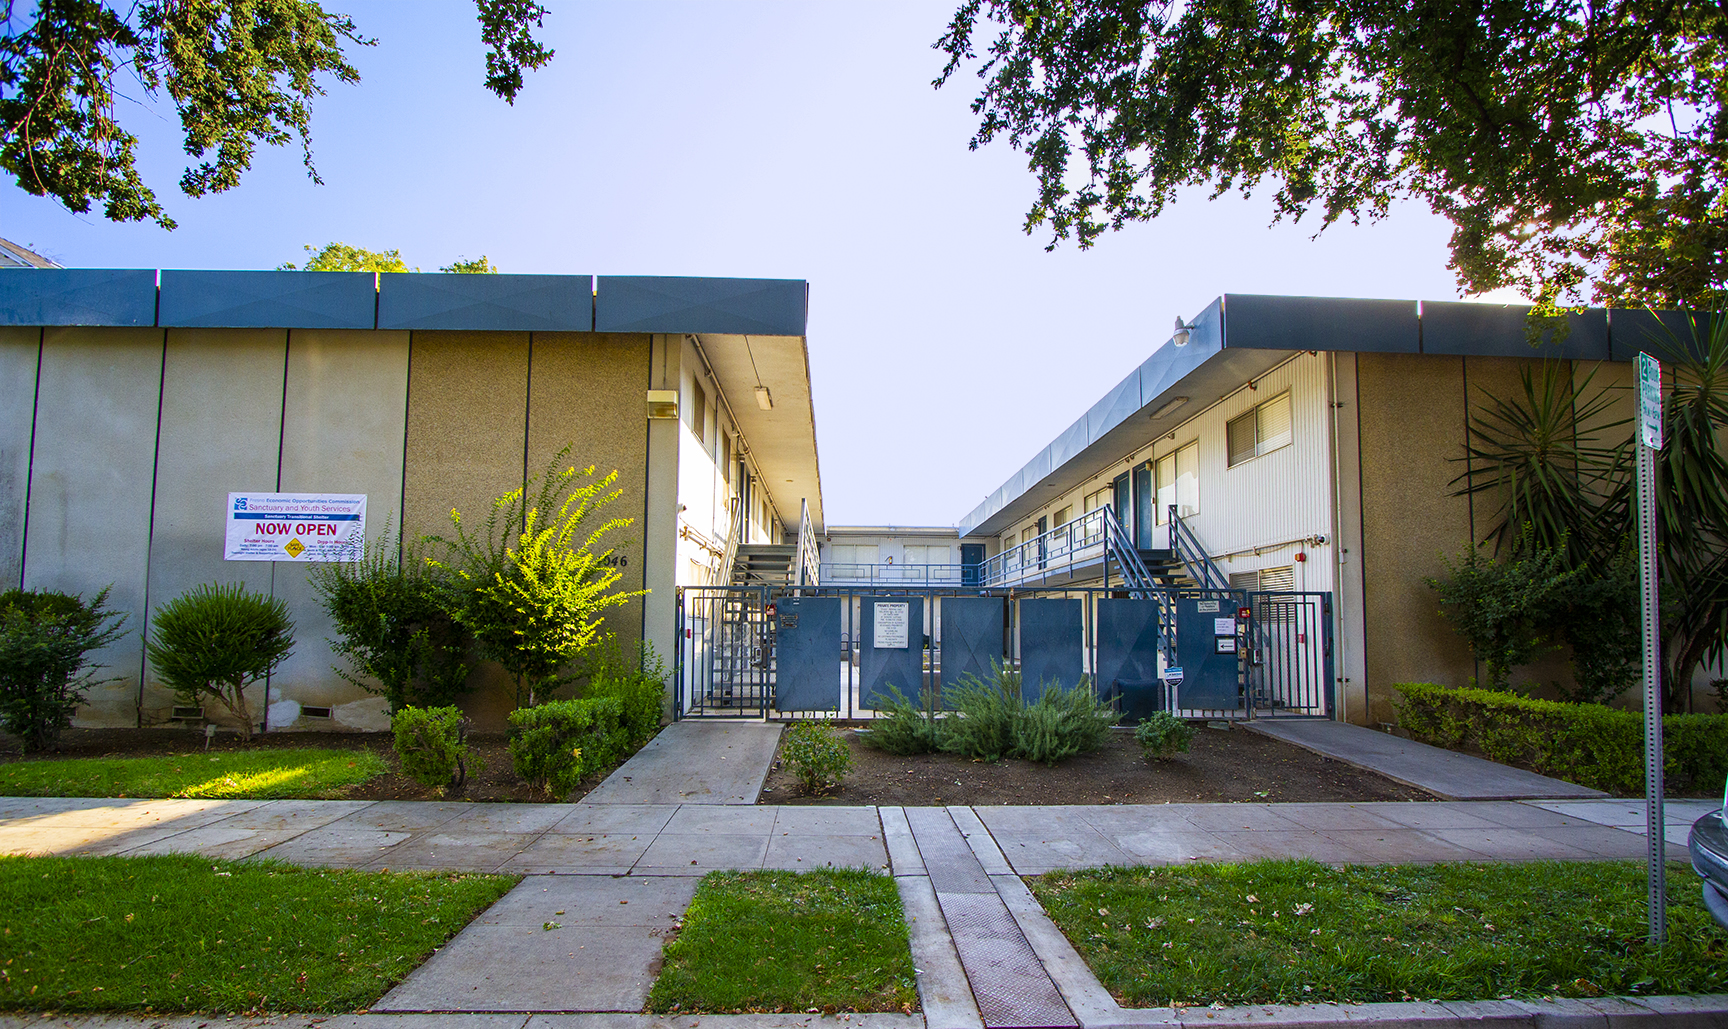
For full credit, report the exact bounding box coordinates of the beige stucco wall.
[1355,352,1477,725]
[24,328,166,727]
[139,329,288,729]
[268,329,412,732]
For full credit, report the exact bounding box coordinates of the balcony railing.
[818,562,965,585]
[977,508,1111,587]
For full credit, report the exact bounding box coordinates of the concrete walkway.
[582,721,782,805]
[1247,719,1607,800]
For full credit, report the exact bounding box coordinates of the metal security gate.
[1245,591,1334,717]
[672,585,1335,721]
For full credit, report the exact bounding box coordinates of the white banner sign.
[225,493,367,562]
[874,602,910,649]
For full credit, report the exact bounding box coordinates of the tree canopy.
[1,0,553,230]
[280,242,500,273]
[935,0,1728,310]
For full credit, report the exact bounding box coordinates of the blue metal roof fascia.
[1608,309,1712,363]
[1222,294,1416,353]
[158,270,377,329]
[0,269,158,326]
[1047,417,1092,470]
[1083,370,1141,443]
[1421,301,1608,360]
[596,276,807,335]
[378,273,593,331]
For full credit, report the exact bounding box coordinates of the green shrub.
[0,587,127,753]
[782,720,853,794]
[581,635,666,745]
[1395,682,1728,794]
[863,684,946,755]
[309,523,471,714]
[146,583,294,742]
[942,665,1021,761]
[1134,712,1196,759]
[507,696,628,800]
[391,705,472,793]
[1012,680,1118,765]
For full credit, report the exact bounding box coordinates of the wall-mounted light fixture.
[647,390,679,418]
[754,386,774,410]
[1172,316,1197,346]
[1148,396,1189,420]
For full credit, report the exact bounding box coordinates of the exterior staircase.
[1138,549,1199,588]
[730,543,798,586]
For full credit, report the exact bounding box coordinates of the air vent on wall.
[301,706,332,719]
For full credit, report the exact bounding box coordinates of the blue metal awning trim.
[158,270,377,329]
[596,276,807,335]
[378,273,593,331]
[0,269,158,326]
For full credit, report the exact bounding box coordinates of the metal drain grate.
[937,892,1077,1029]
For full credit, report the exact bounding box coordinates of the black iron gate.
[672,584,1335,721]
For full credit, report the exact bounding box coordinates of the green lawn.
[1030,859,1728,1007]
[0,749,387,799]
[649,869,918,1014]
[0,854,516,1012]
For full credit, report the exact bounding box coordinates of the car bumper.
[1689,810,1728,928]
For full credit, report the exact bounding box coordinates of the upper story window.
[1083,487,1110,513]
[1154,441,1199,523]
[720,432,732,482]
[1227,392,1292,467]
[1051,505,1072,528]
[689,381,707,445]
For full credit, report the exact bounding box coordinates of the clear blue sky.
[2,1,1502,527]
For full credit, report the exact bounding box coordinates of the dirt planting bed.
[758,724,1435,806]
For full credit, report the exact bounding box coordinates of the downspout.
[1327,352,1351,723]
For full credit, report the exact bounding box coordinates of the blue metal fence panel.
[0,269,157,326]
[938,596,1002,697]
[1174,595,1243,710]
[1018,598,1083,701]
[158,270,376,328]
[596,276,807,335]
[772,595,840,711]
[1422,301,1609,360]
[1095,599,1164,723]
[378,273,592,331]
[860,596,924,709]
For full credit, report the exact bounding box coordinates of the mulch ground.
[758,725,1436,806]
[0,728,601,803]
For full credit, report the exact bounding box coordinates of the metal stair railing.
[720,495,742,586]
[1168,505,1229,592]
[1098,505,1157,597]
[794,498,820,588]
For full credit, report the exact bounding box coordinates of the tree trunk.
[223,681,254,742]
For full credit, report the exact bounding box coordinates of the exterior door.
[1132,464,1154,548]
[1113,472,1131,542]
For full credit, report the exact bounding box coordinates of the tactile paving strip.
[906,807,994,894]
[937,892,1078,1028]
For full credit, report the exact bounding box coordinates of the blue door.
[1133,464,1154,548]
[1113,472,1131,539]
[960,543,985,587]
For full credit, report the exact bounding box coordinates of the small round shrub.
[147,582,294,742]
[783,719,852,795]
[392,705,473,793]
[1134,712,1196,760]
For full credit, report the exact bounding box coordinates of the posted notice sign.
[225,493,366,562]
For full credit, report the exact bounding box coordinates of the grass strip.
[0,749,387,799]
[1030,859,1728,1007]
[649,868,918,1014]
[0,854,516,1012]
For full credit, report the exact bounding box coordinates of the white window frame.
[1227,392,1293,467]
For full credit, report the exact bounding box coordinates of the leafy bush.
[865,684,946,755]
[391,705,472,793]
[1395,682,1728,794]
[309,522,471,713]
[429,445,646,708]
[1134,712,1196,760]
[0,587,127,753]
[146,583,294,742]
[580,635,666,745]
[942,666,1021,761]
[1013,681,1119,765]
[507,696,628,800]
[782,720,853,794]
[862,663,1119,765]
[1425,533,1580,690]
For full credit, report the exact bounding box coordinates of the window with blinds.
[690,382,707,445]
[1052,505,1072,528]
[1227,392,1293,466]
[1230,566,1296,590]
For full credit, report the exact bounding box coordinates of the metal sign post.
[1637,351,1666,945]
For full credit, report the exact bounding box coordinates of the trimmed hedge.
[507,697,630,800]
[1394,682,1728,795]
